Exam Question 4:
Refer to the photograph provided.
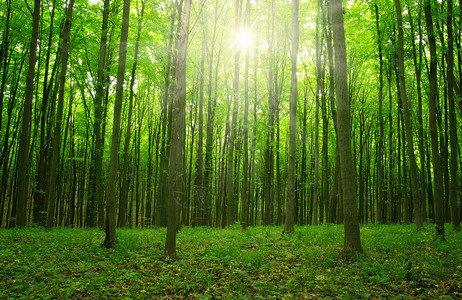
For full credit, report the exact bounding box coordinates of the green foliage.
[0,224,460,299]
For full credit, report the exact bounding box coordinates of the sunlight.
[236,30,252,50]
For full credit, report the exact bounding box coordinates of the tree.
[447,0,460,232]
[225,0,242,226]
[87,0,111,228]
[240,0,251,230]
[284,0,299,234]
[394,0,424,227]
[15,0,41,227]
[424,0,445,239]
[165,0,192,259]
[331,0,363,255]
[102,0,132,248]
[374,3,385,223]
[118,0,146,228]
[46,0,76,229]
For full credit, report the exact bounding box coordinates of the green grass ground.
[0,223,461,299]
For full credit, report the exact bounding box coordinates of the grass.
[0,223,461,299]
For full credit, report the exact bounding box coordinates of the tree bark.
[15,0,41,227]
[424,0,445,239]
[165,0,191,258]
[118,0,145,228]
[46,0,75,229]
[374,4,385,224]
[447,0,460,231]
[88,0,110,228]
[331,0,363,255]
[394,0,424,227]
[194,21,205,227]
[240,0,251,230]
[102,0,131,248]
[225,0,242,226]
[284,0,299,233]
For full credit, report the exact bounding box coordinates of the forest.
[0,0,462,297]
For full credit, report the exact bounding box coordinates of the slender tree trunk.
[408,3,427,223]
[46,0,75,229]
[88,0,110,228]
[374,4,385,224]
[284,0,299,233]
[157,6,176,228]
[331,0,363,255]
[33,0,56,226]
[447,0,460,231]
[194,23,205,227]
[165,0,191,258]
[240,0,251,230]
[424,0,445,239]
[102,0,131,248]
[394,0,424,227]
[15,0,41,227]
[118,0,145,228]
[264,0,275,226]
[323,2,338,224]
[226,0,242,226]
[313,2,322,226]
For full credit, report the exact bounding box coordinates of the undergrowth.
[0,223,461,299]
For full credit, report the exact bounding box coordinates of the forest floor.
[0,223,461,299]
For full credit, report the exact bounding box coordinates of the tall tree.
[447,0,460,232]
[407,2,427,223]
[87,0,111,228]
[165,0,192,258]
[331,0,363,255]
[46,0,76,229]
[15,0,41,227]
[118,0,146,228]
[157,5,177,228]
[33,0,56,227]
[225,0,242,226]
[424,0,445,239]
[284,0,299,234]
[102,0,132,248]
[313,0,322,226]
[394,0,424,227]
[193,19,205,226]
[240,0,251,230]
[374,3,384,224]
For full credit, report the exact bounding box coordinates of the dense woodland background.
[0,0,461,244]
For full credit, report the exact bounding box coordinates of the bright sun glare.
[236,31,252,49]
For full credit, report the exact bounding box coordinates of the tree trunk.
[88,0,110,228]
[33,0,56,226]
[157,6,176,228]
[424,0,445,239]
[284,0,298,233]
[46,0,75,229]
[165,0,191,258]
[194,23,205,227]
[447,0,460,231]
[331,0,363,255]
[225,0,242,226]
[102,0,131,248]
[240,0,251,230]
[374,4,385,224]
[15,0,41,227]
[118,0,145,228]
[394,0,424,227]
[408,3,427,223]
